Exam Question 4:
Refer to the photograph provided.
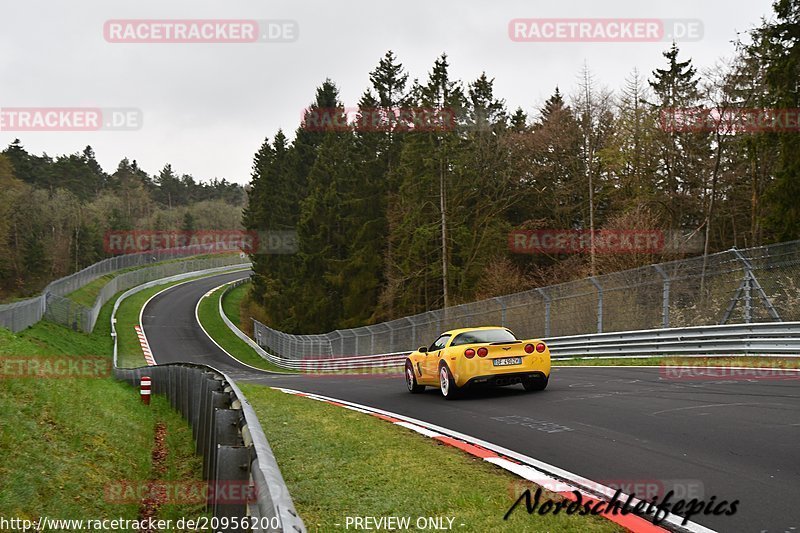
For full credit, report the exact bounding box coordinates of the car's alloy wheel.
[439,364,459,399]
[405,361,425,393]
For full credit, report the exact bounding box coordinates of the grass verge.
[197,283,288,373]
[239,384,623,533]
[217,282,402,376]
[221,281,246,329]
[0,299,204,520]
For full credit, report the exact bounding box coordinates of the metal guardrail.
[220,279,406,372]
[111,266,305,532]
[51,254,250,334]
[0,245,247,333]
[252,239,800,360]
[225,278,800,370]
[544,322,800,358]
[235,320,800,372]
[113,364,304,532]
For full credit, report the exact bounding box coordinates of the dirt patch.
[138,421,168,532]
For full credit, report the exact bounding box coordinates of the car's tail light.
[536,343,546,353]
[464,348,476,358]
[477,347,488,357]
[524,343,535,353]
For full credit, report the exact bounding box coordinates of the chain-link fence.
[45,255,250,333]
[0,295,47,333]
[0,246,249,333]
[253,240,800,359]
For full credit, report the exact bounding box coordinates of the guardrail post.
[168,366,178,410]
[204,390,231,480]
[189,369,202,432]
[653,264,671,328]
[195,373,222,459]
[197,374,222,455]
[180,366,190,418]
[209,409,243,511]
[589,277,603,333]
[212,446,252,527]
[196,374,209,447]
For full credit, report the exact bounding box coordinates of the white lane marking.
[394,421,443,438]
[491,415,573,433]
[137,270,252,365]
[338,404,374,415]
[484,457,574,492]
[273,387,716,533]
[651,402,773,416]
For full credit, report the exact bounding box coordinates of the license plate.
[493,357,522,367]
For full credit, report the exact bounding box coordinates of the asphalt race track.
[142,271,800,532]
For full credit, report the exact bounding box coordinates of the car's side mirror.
[418,346,428,353]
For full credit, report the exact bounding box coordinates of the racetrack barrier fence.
[0,245,248,333]
[111,264,304,532]
[248,240,800,363]
[114,363,304,532]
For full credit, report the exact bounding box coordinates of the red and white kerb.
[134,325,156,366]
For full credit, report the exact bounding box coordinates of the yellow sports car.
[404,326,551,399]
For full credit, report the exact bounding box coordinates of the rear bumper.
[463,371,548,388]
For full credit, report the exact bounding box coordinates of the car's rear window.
[450,329,517,346]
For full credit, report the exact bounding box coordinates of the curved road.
[142,272,800,533]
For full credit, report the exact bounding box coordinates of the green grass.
[217,282,403,376]
[239,384,623,533]
[67,252,239,307]
[221,281,247,328]
[197,283,289,373]
[0,300,205,520]
[68,271,129,307]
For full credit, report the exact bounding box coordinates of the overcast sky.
[0,0,776,185]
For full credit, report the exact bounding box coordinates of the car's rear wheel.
[405,361,425,393]
[522,376,548,391]
[439,363,461,400]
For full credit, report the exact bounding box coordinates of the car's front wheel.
[405,361,425,393]
[439,363,461,400]
[522,376,549,391]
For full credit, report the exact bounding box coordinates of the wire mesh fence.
[0,295,47,333]
[45,255,250,333]
[0,246,249,333]
[253,240,800,359]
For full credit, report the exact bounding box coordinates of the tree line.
[0,142,245,300]
[245,0,800,335]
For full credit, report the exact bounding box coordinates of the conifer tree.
[649,43,711,231]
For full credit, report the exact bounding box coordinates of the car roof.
[440,326,510,336]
